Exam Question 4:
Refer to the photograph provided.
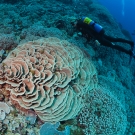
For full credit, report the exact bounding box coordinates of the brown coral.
[0,37,98,122]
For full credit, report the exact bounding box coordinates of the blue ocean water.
[98,0,135,41]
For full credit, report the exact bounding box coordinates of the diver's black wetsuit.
[76,18,134,56]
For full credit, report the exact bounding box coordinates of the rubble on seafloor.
[0,106,40,135]
[0,92,40,135]
[0,93,74,135]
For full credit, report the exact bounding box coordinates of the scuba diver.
[73,16,135,61]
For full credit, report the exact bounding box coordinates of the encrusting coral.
[0,102,10,120]
[0,37,98,123]
[77,88,127,135]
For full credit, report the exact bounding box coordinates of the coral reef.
[19,27,66,44]
[0,0,134,134]
[0,102,10,120]
[3,106,40,135]
[40,122,70,135]
[25,110,37,125]
[1,0,24,4]
[0,37,98,123]
[0,121,7,135]
[0,34,17,51]
[77,88,127,135]
[0,50,5,63]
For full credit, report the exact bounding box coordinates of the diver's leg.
[104,34,134,47]
[100,38,132,56]
[111,44,132,55]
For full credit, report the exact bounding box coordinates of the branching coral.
[0,37,98,122]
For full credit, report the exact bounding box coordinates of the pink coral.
[0,37,98,122]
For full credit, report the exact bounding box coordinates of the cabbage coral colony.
[0,37,98,123]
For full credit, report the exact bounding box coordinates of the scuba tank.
[81,16,103,33]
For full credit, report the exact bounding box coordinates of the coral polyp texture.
[78,88,127,135]
[0,37,98,122]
